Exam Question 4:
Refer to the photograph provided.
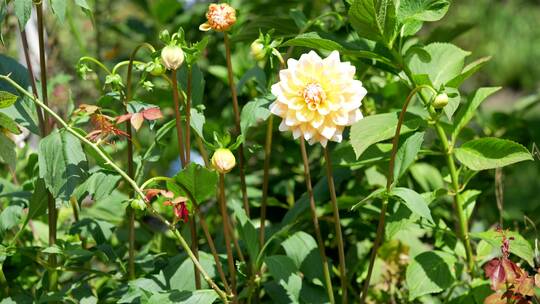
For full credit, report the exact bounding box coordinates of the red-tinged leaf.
[484,292,507,304]
[172,196,189,204]
[130,113,144,130]
[161,191,174,199]
[502,259,521,284]
[514,275,535,296]
[116,113,133,124]
[145,188,162,201]
[142,107,163,120]
[485,258,506,291]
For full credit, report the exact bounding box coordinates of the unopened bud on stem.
[161,45,185,70]
[433,93,449,109]
[211,148,236,174]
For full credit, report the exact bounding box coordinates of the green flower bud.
[130,199,146,211]
[211,148,236,174]
[250,39,266,61]
[149,60,165,76]
[433,93,449,109]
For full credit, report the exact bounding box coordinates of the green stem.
[360,85,431,303]
[0,75,228,302]
[186,66,192,163]
[78,56,112,75]
[171,69,187,166]
[258,115,273,248]
[300,139,335,304]
[223,33,249,218]
[323,147,347,304]
[218,173,238,303]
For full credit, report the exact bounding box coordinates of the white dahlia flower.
[270,51,366,147]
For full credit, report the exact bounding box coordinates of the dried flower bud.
[250,39,266,61]
[161,45,185,70]
[199,3,236,32]
[211,148,236,174]
[433,93,449,109]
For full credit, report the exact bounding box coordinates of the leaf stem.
[0,75,228,302]
[323,146,347,304]
[360,85,430,303]
[223,33,249,218]
[218,173,238,302]
[300,139,335,304]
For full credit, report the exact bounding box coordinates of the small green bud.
[433,93,449,109]
[149,59,165,76]
[250,39,266,61]
[130,199,146,211]
[211,148,236,174]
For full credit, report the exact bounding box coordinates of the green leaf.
[50,0,66,23]
[454,137,533,171]
[398,0,449,23]
[446,56,491,88]
[406,251,456,300]
[407,43,471,87]
[349,0,398,46]
[391,187,433,223]
[452,87,501,139]
[281,231,324,282]
[28,179,48,220]
[73,171,121,202]
[352,188,386,210]
[14,0,32,27]
[471,230,534,267]
[0,112,20,134]
[240,97,271,136]
[0,132,15,170]
[233,204,260,264]
[349,112,424,159]
[147,290,219,304]
[409,163,444,192]
[174,163,217,203]
[74,0,91,10]
[393,132,425,181]
[164,252,217,291]
[38,130,88,202]
[442,87,460,121]
[0,91,18,109]
[0,205,23,238]
[190,107,206,141]
[264,255,302,302]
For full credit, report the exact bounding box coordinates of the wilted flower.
[199,3,236,32]
[161,45,185,70]
[270,51,366,147]
[211,148,236,174]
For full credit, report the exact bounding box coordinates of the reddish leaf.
[485,258,506,290]
[130,113,144,130]
[142,107,163,120]
[514,275,535,296]
[145,188,162,201]
[484,292,507,304]
[116,113,133,124]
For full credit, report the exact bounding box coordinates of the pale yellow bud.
[433,93,449,109]
[250,40,266,61]
[211,148,236,174]
[161,45,185,70]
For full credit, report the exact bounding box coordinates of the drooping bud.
[161,45,185,70]
[199,3,236,32]
[211,148,236,174]
[433,93,449,109]
[250,39,266,61]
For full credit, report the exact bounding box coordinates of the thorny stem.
[299,139,335,304]
[323,147,347,304]
[223,33,249,218]
[0,76,228,302]
[360,85,432,303]
[218,173,238,302]
[36,2,57,292]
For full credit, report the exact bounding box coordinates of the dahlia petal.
[292,127,302,139]
[321,124,337,139]
[278,120,289,132]
[311,113,325,128]
[296,108,314,122]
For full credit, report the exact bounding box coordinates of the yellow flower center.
[302,83,326,110]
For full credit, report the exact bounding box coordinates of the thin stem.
[258,116,273,248]
[125,43,155,280]
[218,174,238,302]
[171,69,187,167]
[0,76,228,302]
[299,139,335,304]
[190,215,201,289]
[78,56,112,75]
[360,86,428,303]
[223,33,249,217]
[186,66,192,163]
[323,147,347,304]
[36,2,57,292]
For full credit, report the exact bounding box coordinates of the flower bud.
[130,198,146,211]
[199,3,236,32]
[433,93,449,109]
[211,148,236,174]
[250,40,266,61]
[161,45,185,70]
[149,60,165,76]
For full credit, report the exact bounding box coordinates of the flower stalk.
[218,173,238,302]
[223,32,249,217]
[300,139,335,304]
[0,75,228,303]
[323,146,347,304]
